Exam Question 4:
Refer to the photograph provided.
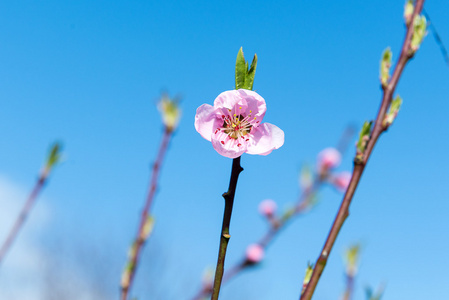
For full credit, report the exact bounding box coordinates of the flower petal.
[194,104,217,141]
[236,89,266,121]
[213,90,266,124]
[211,130,247,159]
[246,123,284,155]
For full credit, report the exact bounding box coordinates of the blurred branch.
[0,142,62,266]
[121,95,180,300]
[300,1,425,299]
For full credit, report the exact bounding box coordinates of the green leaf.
[235,47,247,90]
[246,54,258,90]
[380,48,392,87]
[235,47,258,90]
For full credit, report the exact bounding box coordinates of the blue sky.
[1,1,448,299]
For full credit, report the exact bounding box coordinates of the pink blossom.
[195,89,284,159]
[333,171,352,192]
[317,147,341,171]
[245,244,264,263]
[258,199,277,218]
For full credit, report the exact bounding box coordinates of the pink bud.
[317,147,342,170]
[258,199,277,217]
[333,171,352,192]
[245,244,264,263]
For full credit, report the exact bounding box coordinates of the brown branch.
[300,1,425,299]
[120,127,173,300]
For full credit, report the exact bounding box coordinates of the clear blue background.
[1,1,448,299]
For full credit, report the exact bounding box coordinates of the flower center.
[222,113,252,139]
[214,106,261,147]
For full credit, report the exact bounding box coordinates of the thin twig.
[0,175,46,266]
[120,127,173,300]
[300,1,425,299]
[211,157,243,300]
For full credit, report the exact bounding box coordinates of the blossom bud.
[333,171,352,192]
[245,244,264,264]
[258,199,277,218]
[158,94,181,132]
[317,148,341,171]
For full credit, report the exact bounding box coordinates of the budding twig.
[300,1,425,299]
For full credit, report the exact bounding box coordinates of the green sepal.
[383,95,403,127]
[380,48,392,87]
[411,14,427,53]
[355,121,372,162]
[235,47,258,91]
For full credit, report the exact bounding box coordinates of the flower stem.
[211,157,243,300]
[120,127,173,300]
[0,174,47,266]
[300,1,425,299]
[191,126,355,300]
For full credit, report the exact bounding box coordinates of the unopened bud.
[317,147,341,172]
[245,244,264,264]
[333,171,352,192]
[258,199,277,218]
